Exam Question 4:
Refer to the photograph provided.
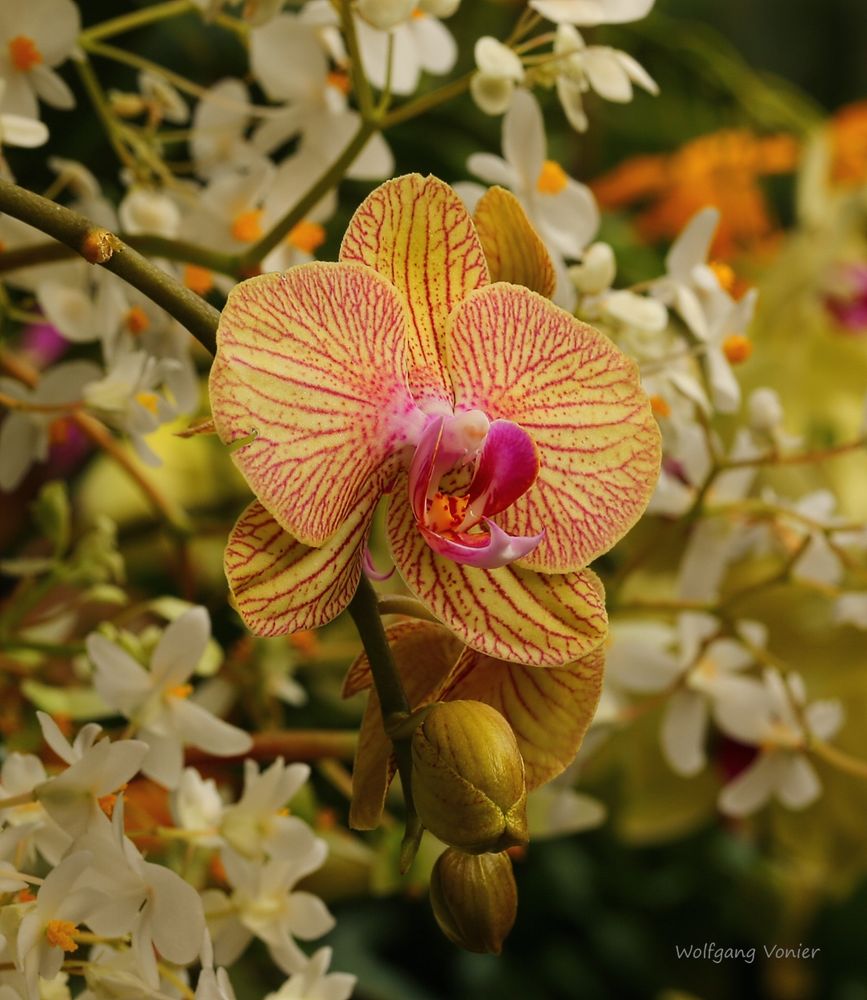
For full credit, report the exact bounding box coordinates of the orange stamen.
[9,36,42,72]
[45,919,78,952]
[16,888,36,903]
[709,260,736,294]
[288,220,326,254]
[231,208,263,243]
[649,394,671,418]
[184,264,214,296]
[135,391,159,415]
[289,630,319,656]
[427,492,470,533]
[537,160,569,195]
[722,334,753,364]
[125,306,150,335]
[326,70,351,95]
[48,417,71,446]
[166,683,193,699]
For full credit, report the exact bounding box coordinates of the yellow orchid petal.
[347,620,463,829]
[340,173,489,408]
[436,645,605,789]
[225,480,379,637]
[386,482,608,667]
[447,284,661,574]
[473,186,556,298]
[210,262,417,547]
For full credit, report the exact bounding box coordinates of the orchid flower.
[210,174,660,666]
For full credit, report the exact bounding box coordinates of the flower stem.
[0,791,35,810]
[811,739,867,780]
[0,179,219,354]
[718,437,866,469]
[185,729,358,763]
[348,576,422,870]
[81,0,195,41]
[240,119,376,266]
[382,73,473,130]
[340,0,375,122]
[377,594,440,622]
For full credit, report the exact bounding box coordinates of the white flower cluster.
[0,609,354,999]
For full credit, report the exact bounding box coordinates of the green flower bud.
[430,848,517,954]
[411,700,528,854]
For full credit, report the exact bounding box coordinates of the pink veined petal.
[224,477,380,638]
[339,173,490,408]
[386,481,607,666]
[447,283,661,573]
[420,517,544,569]
[210,261,419,546]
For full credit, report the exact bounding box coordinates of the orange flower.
[829,100,867,187]
[592,129,799,258]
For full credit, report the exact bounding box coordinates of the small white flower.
[86,608,252,789]
[470,37,524,116]
[356,0,414,31]
[190,79,259,180]
[531,0,655,25]
[16,852,106,1000]
[33,713,147,839]
[220,758,317,860]
[171,768,225,846]
[0,361,100,492]
[0,0,80,120]
[206,842,333,975]
[456,88,598,309]
[264,948,356,1000]
[550,24,658,133]
[195,932,236,1000]
[717,669,843,817]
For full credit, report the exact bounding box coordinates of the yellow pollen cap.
[9,36,42,72]
[184,264,215,296]
[722,334,753,364]
[135,391,160,415]
[649,394,671,418]
[231,208,264,243]
[45,919,79,953]
[288,220,327,254]
[537,160,569,195]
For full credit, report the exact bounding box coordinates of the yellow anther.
[231,208,264,243]
[167,683,193,699]
[722,334,753,364]
[428,492,470,533]
[98,783,127,818]
[288,220,326,254]
[326,71,351,95]
[184,264,215,296]
[16,888,36,903]
[125,306,150,335]
[135,391,159,415]
[649,394,671,418]
[9,36,42,72]
[537,160,569,195]
[709,260,736,293]
[45,919,79,952]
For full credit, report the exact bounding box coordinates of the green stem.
[718,437,866,470]
[348,576,422,869]
[340,0,375,122]
[0,235,238,277]
[241,120,376,266]
[382,73,473,130]
[75,57,136,170]
[0,179,219,354]
[82,38,219,102]
[81,0,195,41]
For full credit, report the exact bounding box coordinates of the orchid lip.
[407,409,542,568]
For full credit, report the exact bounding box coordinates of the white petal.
[1,112,48,147]
[474,37,523,79]
[777,754,821,810]
[171,699,253,756]
[583,48,633,102]
[466,152,519,189]
[150,606,211,690]
[29,66,75,110]
[87,633,152,715]
[718,753,780,817]
[140,730,185,789]
[412,17,457,76]
[286,891,335,940]
[503,89,545,192]
[0,412,41,491]
[530,0,655,26]
[666,207,719,279]
[616,50,658,94]
[143,860,206,964]
[661,690,708,776]
[249,16,328,102]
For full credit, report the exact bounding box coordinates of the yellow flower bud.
[429,848,517,954]
[411,700,528,854]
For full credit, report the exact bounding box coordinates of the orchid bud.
[429,848,517,953]
[411,700,528,853]
[356,0,415,31]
